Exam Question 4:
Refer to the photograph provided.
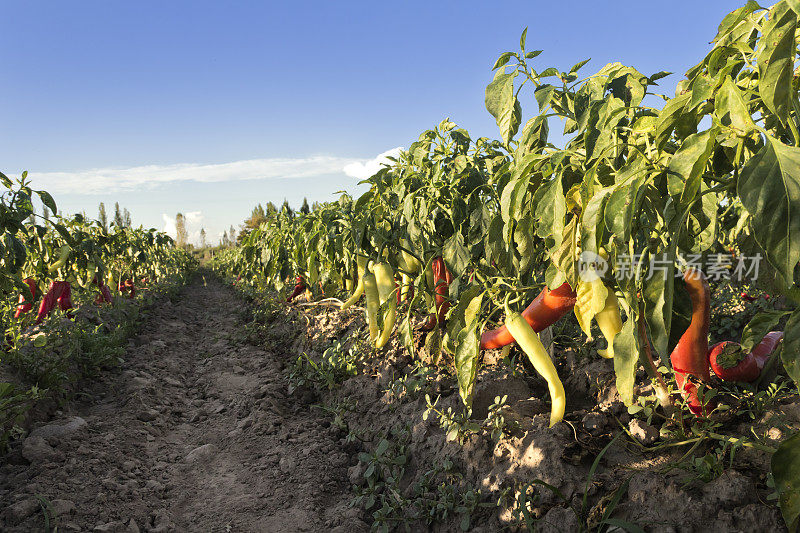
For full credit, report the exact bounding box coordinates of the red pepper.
[708,342,757,382]
[92,275,113,305]
[480,282,577,350]
[421,257,451,330]
[36,281,72,323]
[740,292,757,302]
[125,279,136,298]
[670,269,712,416]
[118,279,136,299]
[709,331,784,382]
[14,278,38,318]
[286,275,305,302]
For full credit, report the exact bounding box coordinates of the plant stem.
[636,309,674,416]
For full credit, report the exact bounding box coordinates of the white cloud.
[24,156,365,195]
[17,148,406,196]
[342,147,403,180]
[162,210,205,245]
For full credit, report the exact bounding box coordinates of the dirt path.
[0,276,363,533]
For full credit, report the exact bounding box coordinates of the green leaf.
[485,70,521,144]
[492,52,514,70]
[713,1,761,44]
[666,129,716,206]
[36,190,58,216]
[443,231,470,278]
[643,258,676,360]
[500,170,531,224]
[771,430,800,531]
[453,289,483,407]
[783,310,800,391]
[580,186,611,254]
[714,77,755,135]
[757,1,797,125]
[740,310,792,352]
[655,92,691,148]
[649,71,672,82]
[533,174,565,244]
[737,136,800,286]
[519,27,527,50]
[605,161,648,245]
[574,278,608,335]
[570,58,591,74]
[613,318,640,406]
[550,217,579,288]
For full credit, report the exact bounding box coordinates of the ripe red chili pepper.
[709,331,784,382]
[480,282,577,350]
[14,278,38,318]
[118,279,136,299]
[92,275,113,304]
[670,269,712,416]
[421,257,451,330]
[740,292,757,302]
[36,281,73,323]
[286,275,306,302]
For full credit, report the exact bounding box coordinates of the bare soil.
[0,276,364,532]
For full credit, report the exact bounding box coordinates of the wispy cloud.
[20,148,405,196]
[23,155,364,195]
[342,147,403,180]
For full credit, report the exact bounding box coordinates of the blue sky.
[1,1,745,244]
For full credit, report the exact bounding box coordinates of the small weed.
[287,340,361,393]
[423,394,519,444]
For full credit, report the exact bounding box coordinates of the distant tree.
[98,202,108,231]
[200,228,207,248]
[311,201,322,212]
[123,208,132,228]
[238,204,269,241]
[175,213,188,248]
[222,230,229,246]
[265,202,278,218]
[114,202,124,228]
[300,197,310,214]
[281,199,293,218]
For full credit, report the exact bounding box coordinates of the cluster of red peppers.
[14,275,140,324]
[329,247,783,421]
[670,269,784,416]
[118,279,136,299]
[35,281,73,323]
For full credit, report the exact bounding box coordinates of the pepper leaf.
[574,278,608,336]
[783,309,800,392]
[757,1,797,126]
[737,136,800,287]
[613,317,640,406]
[485,69,521,145]
[740,309,792,353]
[771,430,800,532]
